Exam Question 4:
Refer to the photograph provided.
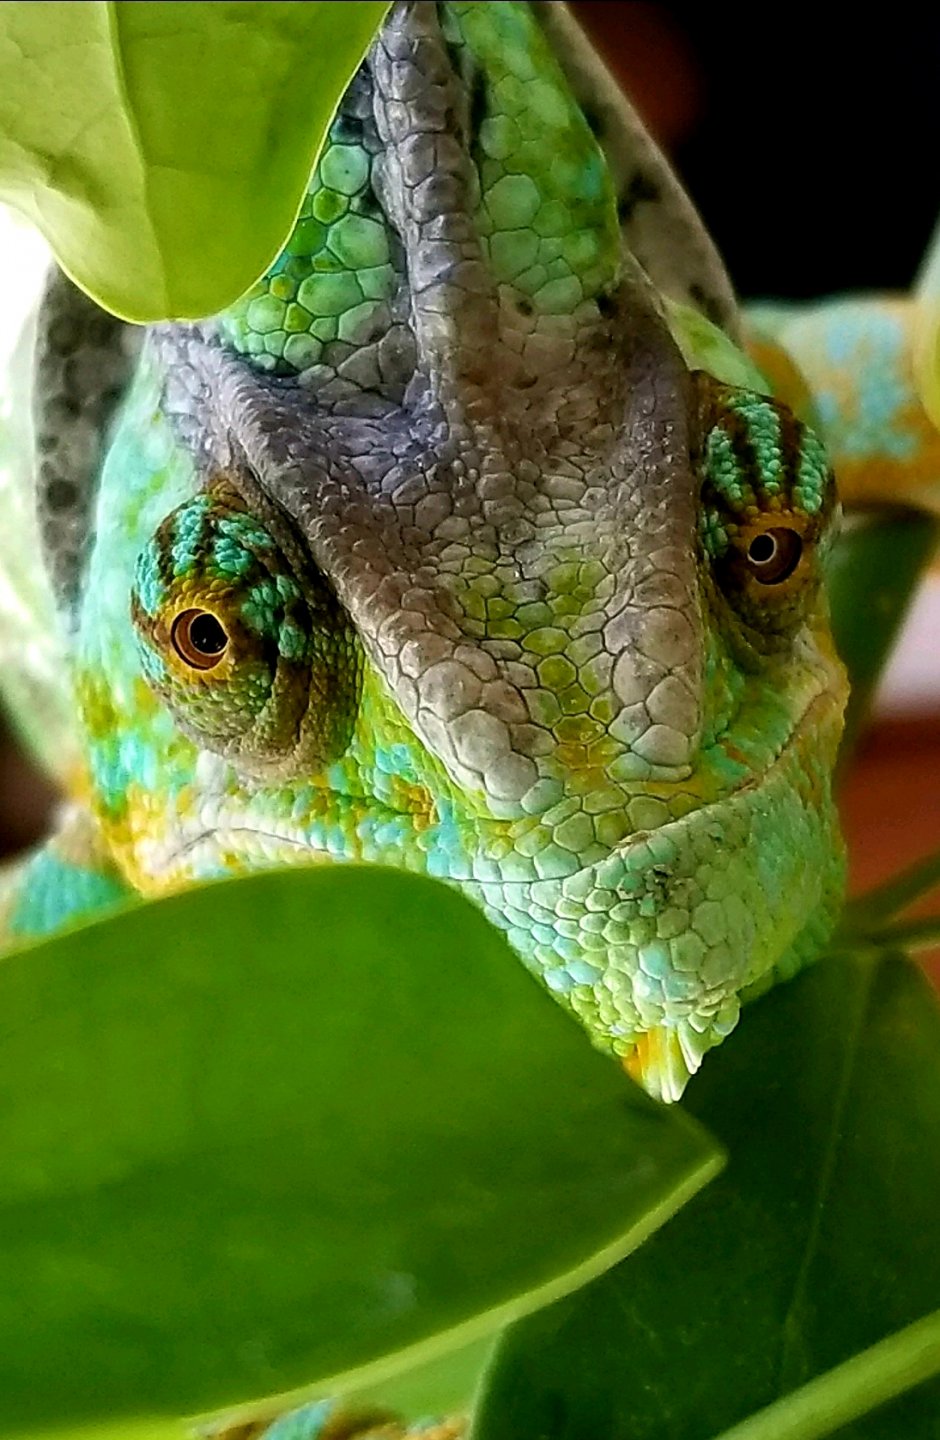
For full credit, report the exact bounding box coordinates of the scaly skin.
[11,2,940,1432]
[0,2,848,1108]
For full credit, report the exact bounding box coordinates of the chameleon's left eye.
[742,526,803,585]
[170,609,229,670]
[695,374,837,637]
[131,486,360,779]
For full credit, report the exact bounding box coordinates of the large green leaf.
[0,2,389,322]
[0,866,719,1438]
[475,952,940,1440]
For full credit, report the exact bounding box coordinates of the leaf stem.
[842,850,940,927]
[864,917,940,954]
[710,1310,940,1440]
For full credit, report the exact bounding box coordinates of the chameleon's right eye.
[131,486,360,779]
[170,609,229,671]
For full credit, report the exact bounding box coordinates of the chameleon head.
[70,1,847,1100]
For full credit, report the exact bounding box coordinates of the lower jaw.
[476,727,845,1096]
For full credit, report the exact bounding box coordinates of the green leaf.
[0,867,719,1438]
[827,508,939,756]
[0,2,389,322]
[475,952,940,1440]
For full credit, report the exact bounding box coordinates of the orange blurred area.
[840,719,940,987]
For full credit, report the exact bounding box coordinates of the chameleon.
[0,0,850,1104]
[0,3,937,1434]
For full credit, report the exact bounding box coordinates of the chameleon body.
[0,0,848,1108]
[5,3,940,1437]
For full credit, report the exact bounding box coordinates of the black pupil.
[190,612,228,655]
[748,533,777,564]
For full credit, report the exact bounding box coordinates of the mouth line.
[163,685,840,887]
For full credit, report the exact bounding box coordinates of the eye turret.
[695,374,836,636]
[131,487,359,779]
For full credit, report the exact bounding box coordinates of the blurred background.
[0,2,938,961]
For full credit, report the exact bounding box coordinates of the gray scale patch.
[33,270,142,625]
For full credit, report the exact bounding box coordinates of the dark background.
[2,4,939,956]
[577,2,940,299]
